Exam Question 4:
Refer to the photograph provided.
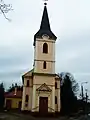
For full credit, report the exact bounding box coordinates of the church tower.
[21,3,61,114]
[33,4,57,74]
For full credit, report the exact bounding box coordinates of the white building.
[21,3,61,115]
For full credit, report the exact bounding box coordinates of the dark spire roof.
[34,4,57,46]
[40,5,50,30]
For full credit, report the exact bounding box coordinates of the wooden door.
[39,97,48,115]
[18,101,22,110]
[6,99,12,110]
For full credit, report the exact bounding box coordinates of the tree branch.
[0,0,12,21]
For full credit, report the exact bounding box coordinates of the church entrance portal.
[39,97,48,115]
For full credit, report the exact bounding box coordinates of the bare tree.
[0,0,12,21]
[59,72,79,95]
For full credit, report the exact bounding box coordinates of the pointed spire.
[34,3,57,46]
[40,4,50,30]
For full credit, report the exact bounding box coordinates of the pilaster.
[21,86,26,110]
[32,85,36,112]
[52,86,55,112]
[58,89,61,112]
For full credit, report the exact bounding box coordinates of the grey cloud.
[0,0,90,94]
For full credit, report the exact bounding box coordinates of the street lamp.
[81,82,88,85]
[81,82,88,100]
[81,82,88,115]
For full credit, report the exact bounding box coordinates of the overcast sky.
[0,0,90,94]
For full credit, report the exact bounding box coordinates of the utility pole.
[85,89,88,116]
[81,82,88,114]
[81,85,84,113]
[81,85,84,101]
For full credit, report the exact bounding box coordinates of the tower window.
[55,96,57,104]
[55,82,57,89]
[25,95,29,102]
[27,80,29,87]
[43,61,46,69]
[43,43,48,53]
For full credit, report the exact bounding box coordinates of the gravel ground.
[0,112,90,120]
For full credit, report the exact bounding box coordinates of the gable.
[36,83,52,92]
[22,69,34,77]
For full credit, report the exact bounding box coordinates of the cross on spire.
[43,0,48,6]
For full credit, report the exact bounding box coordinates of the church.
[21,3,61,115]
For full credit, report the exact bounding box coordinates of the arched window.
[43,61,46,69]
[55,82,57,89]
[27,80,29,87]
[25,95,29,102]
[43,43,48,53]
[55,96,57,104]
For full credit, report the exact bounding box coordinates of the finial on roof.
[44,2,47,6]
[43,0,48,6]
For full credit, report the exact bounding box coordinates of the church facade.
[21,4,61,114]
